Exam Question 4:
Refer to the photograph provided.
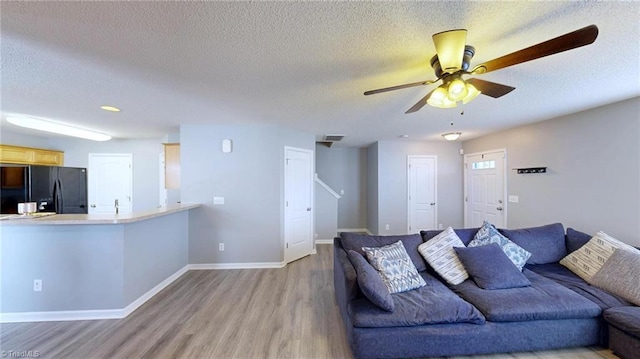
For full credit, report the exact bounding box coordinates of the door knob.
[496,207,503,211]
[306,207,311,211]
[430,202,436,206]
[91,204,96,208]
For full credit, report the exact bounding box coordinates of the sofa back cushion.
[340,232,427,272]
[566,228,592,253]
[498,223,566,264]
[421,228,479,246]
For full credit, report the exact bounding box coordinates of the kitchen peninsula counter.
[0,203,201,225]
[1,203,202,323]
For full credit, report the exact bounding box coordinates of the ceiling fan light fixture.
[462,83,481,104]
[6,115,112,141]
[427,87,457,108]
[442,132,462,141]
[447,78,468,101]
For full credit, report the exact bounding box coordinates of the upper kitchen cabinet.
[0,144,64,166]
[163,143,180,189]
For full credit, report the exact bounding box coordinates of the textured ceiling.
[1,1,639,147]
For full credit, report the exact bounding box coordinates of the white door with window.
[284,147,314,263]
[88,153,133,214]
[407,156,437,233]
[464,149,506,227]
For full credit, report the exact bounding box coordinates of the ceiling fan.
[364,25,598,113]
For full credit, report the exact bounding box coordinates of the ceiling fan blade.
[471,25,598,74]
[432,29,467,73]
[364,80,436,95]
[466,78,515,98]
[405,89,436,114]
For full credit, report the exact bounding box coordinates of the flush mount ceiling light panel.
[100,105,121,112]
[364,25,598,112]
[442,132,462,141]
[6,116,112,141]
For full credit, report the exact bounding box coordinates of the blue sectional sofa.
[333,223,639,359]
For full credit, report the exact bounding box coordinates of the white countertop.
[0,203,201,225]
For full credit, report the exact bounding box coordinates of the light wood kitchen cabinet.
[163,143,180,189]
[0,144,64,166]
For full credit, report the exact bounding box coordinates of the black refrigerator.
[0,165,88,214]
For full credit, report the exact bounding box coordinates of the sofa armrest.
[334,238,359,315]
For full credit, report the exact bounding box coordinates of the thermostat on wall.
[222,139,232,153]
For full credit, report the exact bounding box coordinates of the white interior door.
[88,153,133,214]
[464,149,506,228]
[284,146,314,263]
[407,156,437,233]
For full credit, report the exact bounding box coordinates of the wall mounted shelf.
[513,167,547,174]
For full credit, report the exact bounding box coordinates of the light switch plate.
[508,195,519,203]
[213,197,225,205]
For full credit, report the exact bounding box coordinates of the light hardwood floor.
[1,244,619,359]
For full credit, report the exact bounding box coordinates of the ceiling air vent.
[324,134,344,142]
[316,141,334,148]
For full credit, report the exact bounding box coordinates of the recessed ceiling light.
[100,105,121,112]
[6,116,112,141]
[399,135,409,138]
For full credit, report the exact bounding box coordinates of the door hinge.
[286,158,289,165]
[286,201,288,207]
[286,243,289,249]
[465,196,468,202]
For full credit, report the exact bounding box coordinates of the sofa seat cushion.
[340,232,427,272]
[604,307,640,339]
[349,272,485,328]
[527,263,630,309]
[451,269,601,322]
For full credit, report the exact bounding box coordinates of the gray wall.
[463,97,640,246]
[315,183,339,240]
[366,142,379,234]
[315,145,367,229]
[368,140,464,235]
[1,130,163,211]
[180,124,314,264]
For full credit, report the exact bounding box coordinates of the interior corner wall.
[180,123,314,264]
[462,97,640,246]
[315,145,367,229]
[366,142,379,234]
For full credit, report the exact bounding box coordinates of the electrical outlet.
[219,243,225,251]
[340,189,345,195]
[385,224,390,230]
[33,279,42,292]
[438,223,443,229]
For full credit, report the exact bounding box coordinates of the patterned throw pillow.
[560,231,636,282]
[362,240,426,294]
[417,227,469,285]
[468,221,531,271]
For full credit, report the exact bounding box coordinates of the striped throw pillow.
[418,227,469,285]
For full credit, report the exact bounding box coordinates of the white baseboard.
[122,265,189,317]
[338,228,372,235]
[0,308,124,323]
[0,265,189,324]
[188,261,286,270]
[315,239,334,244]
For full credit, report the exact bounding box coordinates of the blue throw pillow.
[499,223,567,264]
[454,243,531,290]
[347,250,395,312]
[469,221,531,271]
